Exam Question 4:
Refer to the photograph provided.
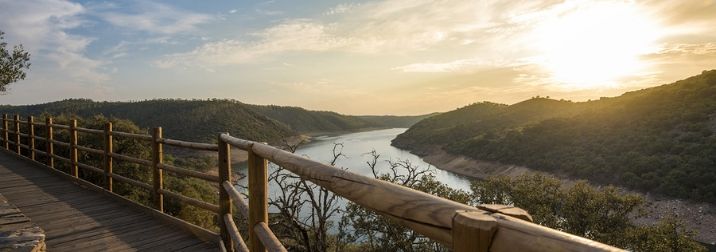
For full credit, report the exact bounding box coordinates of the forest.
[393,70,716,203]
[0,99,431,143]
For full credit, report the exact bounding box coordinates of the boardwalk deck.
[0,151,218,251]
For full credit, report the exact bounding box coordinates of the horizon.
[2,70,695,117]
[1,0,715,115]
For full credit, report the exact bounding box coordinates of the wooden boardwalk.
[0,151,218,251]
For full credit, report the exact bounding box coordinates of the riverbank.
[419,148,716,246]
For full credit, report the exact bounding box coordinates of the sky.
[0,0,715,115]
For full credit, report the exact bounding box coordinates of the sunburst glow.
[533,1,663,89]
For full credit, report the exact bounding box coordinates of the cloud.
[155,20,349,69]
[155,0,568,70]
[100,2,212,34]
[0,0,108,83]
[324,3,359,15]
[393,59,517,73]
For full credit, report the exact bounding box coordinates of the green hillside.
[394,70,716,203]
[0,99,431,142]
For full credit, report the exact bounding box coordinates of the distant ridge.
[394,70,716,203]
[0,99,434,142]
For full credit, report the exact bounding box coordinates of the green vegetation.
[472,174,705,252]
[0,30,31,93]
[336,157,704,251]
[394,70,716,203]
[0,99,433,143]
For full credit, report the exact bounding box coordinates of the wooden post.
[104,122,113,191]
[69,119,78,177]
[248,148,268,252]
[151,127,164,212]
[14,115,20,154]
[27,116,35,160]
[452,211,498,252]
[46,117,54,168]
[218,134,234,251]
[2,114,8,150]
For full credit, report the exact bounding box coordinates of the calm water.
[295,128,472,191]
[236,128,472,210]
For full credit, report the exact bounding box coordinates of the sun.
[532,1,662,89]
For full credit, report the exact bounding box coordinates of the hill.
[393,70,716,203]
[0,99,433,142]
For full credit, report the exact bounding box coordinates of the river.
[294,128,472,191]
[235,128,472,218]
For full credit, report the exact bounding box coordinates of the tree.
[1,30,31,93]
[471,174,706,251]
[339,150,471,251]
[268,140,344,252]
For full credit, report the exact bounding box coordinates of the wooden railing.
[0,114,624,252]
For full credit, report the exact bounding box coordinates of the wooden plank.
[110,173,152,190]
[76,145,104,155]
[104,122,112,191]
[110,152,152,166]
[134,232,205,250]
[160,163,220,182]
[224,214,249,252]
[27,116,35,160]
[159,189,219,213]
[14,114,20,154]
[47,215,155,245]
[218,135,234,251]
[452,211,497,252]
[111,131,152,141]
[43,210,145,238]
[152,127,164,212]
[75,127,103,134]
[3,114,9,150]
[46,117,54,168]
[159,138,218,151]
[253,222,286,252]
[69,119,78,177]
[56,223,165,251]
[0,151,219,250]
[223,181,249,219]
[248,150,268,252]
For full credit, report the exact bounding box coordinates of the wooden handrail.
[49,123,70,130]
[69,119,79,177]
[77,161,104,174]
[224,214,249,252]
[76,127,104,134]
[49,139,70,148]
[159,189,219,213]
[219,133,622,252]
[253,222,287,252]
[2,114,8,150]
[159,163,220,182]
[222,181,249,219]
[27,116,35,160]
[159,138,218,151]
[109,152,153,166]
[77,145,104,155]
[46,117,54,168]
[104,122,113,191]
[111,173,153,190]
[14,115,20,154]
[112,131,152,140]
[152,127,164,212]
[248,144,269,252]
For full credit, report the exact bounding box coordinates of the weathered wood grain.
[0,151,217,251]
